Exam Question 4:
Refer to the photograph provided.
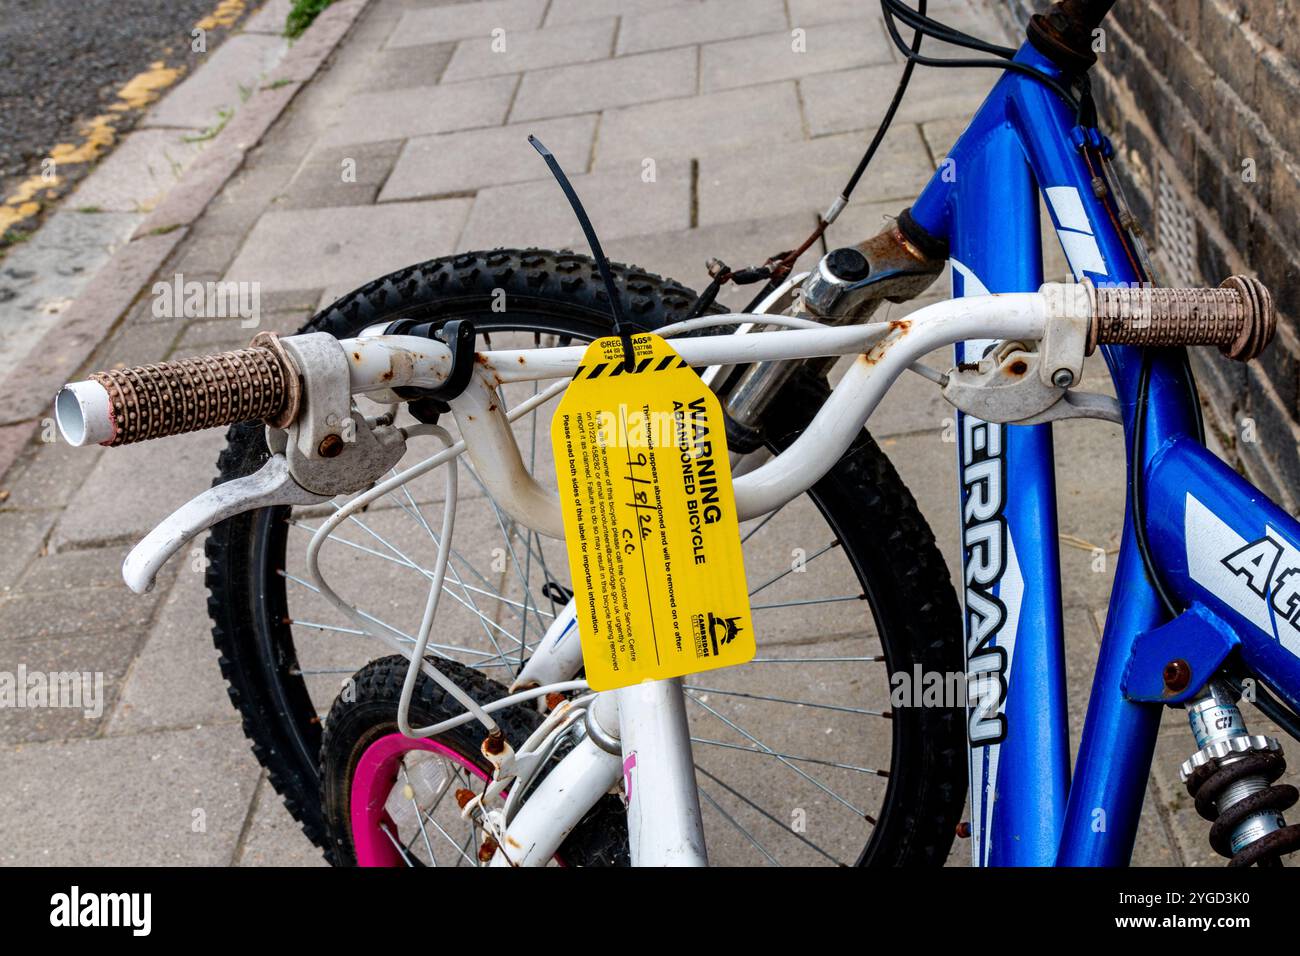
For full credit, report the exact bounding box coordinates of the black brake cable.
[716,0,931,317]
[879,0,1094,125]
[1130,354,1180,619]
[705,0,1098,318]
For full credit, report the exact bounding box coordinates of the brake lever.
[122,453,328,594]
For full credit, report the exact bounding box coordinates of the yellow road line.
[1,0,253,238]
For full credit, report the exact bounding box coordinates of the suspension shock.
[1179,680,1300,866]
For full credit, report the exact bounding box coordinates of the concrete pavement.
[0,0,1283,866]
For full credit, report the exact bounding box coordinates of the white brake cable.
[305,380,569,738]
[654,312,937,380]
[394,423,460,738]
[656,313,854,336]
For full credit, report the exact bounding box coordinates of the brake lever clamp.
[941,338,1120,425]
[276,332,407,497]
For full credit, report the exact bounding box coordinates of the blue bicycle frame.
[906,42,1300,866]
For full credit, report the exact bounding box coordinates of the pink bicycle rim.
[350,734,488,867]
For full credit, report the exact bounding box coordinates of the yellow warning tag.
[551,333,755,691]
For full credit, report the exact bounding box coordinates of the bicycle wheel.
[320,655,626,866]
[206,248,966,866]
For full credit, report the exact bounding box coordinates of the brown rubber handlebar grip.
[89,335,298,446]
[1088,275,1275,361]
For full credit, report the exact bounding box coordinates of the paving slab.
[616,0,788,55]
[601,212,823,308]
[459,160,691,250]
[544,0,669,26]
[62,131,209,214]
[594,81,804,167]
[800,63,999,139]
[347,41,457,92]
[0,211,144,380]
[316,75,517,147]
[244,0,293,34]
[107,557,235,736]
[51,427,228,552]
[381,115,597,201]
[144,32,289,130]
[279,139,405,209]
[510,47,699,122]
[225,198,472,291]
[921,116,972,162]
[0,721,260,865]
[0,577,160,643]
[700,20,895,93]
[235,776,328,866]
[0,510,58,593]
[441,17,617,81]
[0,630,143,744]
[698,129,932,226]
[386,0,549,48]
[788,0,971,25]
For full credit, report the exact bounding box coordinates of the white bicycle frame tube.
[616,678,708,866]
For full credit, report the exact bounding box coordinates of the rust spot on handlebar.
[859,318,912,366]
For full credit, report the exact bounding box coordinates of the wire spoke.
[740,502,787,544]
[694,764,847,863]
[391,485,513,666]
[308,511,529,652]
[752,594,864,611]
[462,462,550,637]
[749,655,885,664]
[287,618,496,659]
[684,685,889,717]
[280,572,415,645]
[291,520,550,619]
[687,694,869,818]
[748,541,840,597]
[697,786,780,866]
[690,736,886,776]
[380,822,418,867]
[417,809,479,867]
[400,762,438,864]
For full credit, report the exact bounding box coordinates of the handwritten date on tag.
[550,334,754,691]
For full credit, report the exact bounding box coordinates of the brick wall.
[993,0,1300,512]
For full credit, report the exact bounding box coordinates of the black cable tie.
[528,135,637,371]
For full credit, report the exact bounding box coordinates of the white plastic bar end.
[55,380,115,447]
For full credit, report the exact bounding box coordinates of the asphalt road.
[0,0,249,212]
